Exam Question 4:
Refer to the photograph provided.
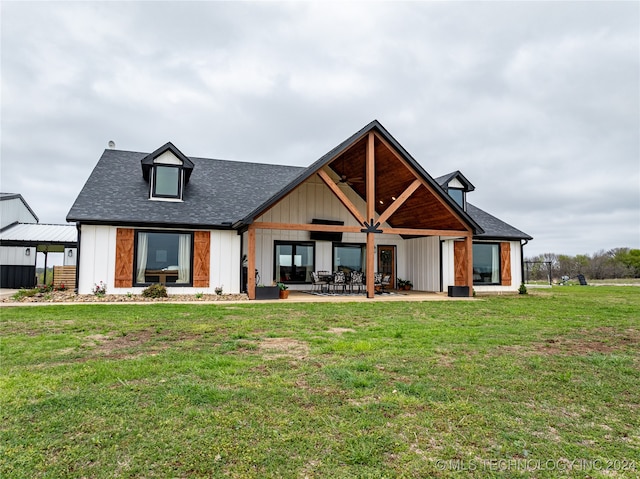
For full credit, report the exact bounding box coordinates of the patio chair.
[381,274,392,293]
[331,271,347,294]
[349,271,364,294]
[373,272,382,293]
[311,272,328,294]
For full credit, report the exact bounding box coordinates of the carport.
[0,223,77,288]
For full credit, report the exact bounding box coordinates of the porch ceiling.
[327,134,467,232]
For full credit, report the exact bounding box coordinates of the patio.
[0,288,476,305]
[279,289,475,303]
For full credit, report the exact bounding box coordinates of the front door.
[377,245,396,289]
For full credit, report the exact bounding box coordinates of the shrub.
[93,281,106,297]
[142,283,168,298]
[12,289,38,300]
[519,283,528,295]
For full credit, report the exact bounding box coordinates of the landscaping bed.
[2,289,248,303]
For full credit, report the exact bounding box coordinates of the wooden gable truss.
[246,129,476,299]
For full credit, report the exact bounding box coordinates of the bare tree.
[525,247,639,281]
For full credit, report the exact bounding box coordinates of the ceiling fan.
[333,156,364,186]
[336,174,364,186]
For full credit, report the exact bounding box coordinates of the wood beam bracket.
[316,169,366,225]
[360,219,382,234]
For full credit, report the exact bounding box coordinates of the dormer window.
[153,165,182,199]
[436,170,475,213]
[448,188,464,208]
[141,142,194,202]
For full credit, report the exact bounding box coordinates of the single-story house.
[66,120,532,298]
[1,193,77,288]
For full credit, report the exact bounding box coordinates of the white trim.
[153,151,183,165]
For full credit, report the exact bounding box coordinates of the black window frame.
[472,241,501,286]
[273,241,315,284]
[152,164,183,200]
[332,242,367,274]
[448,187,465,209]
[133,229,194,287]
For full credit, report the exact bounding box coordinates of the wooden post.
[366,233,375,298]
[466,234,473,297]
[247,225,256,300]
[366,132,376,299]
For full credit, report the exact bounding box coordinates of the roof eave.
[69,218,236,231]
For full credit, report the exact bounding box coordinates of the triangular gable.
[435,170,475,192]
[141,142,195,183]
[0,193,39,226]
[236,120,483,235]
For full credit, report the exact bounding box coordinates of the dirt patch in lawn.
[83,330,174,360]
[258,337,310,360]
[327,327,356,335]
[498,327,639,356]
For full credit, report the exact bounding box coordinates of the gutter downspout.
[75,223,81,293]
[439,239,444,293]
[520,239,529,284]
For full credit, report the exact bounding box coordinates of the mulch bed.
[2,290,249,304]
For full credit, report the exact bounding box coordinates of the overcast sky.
[2,1,638,257]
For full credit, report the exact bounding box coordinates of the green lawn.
[1,287,639,478]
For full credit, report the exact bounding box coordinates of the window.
[134,231,193,286]
[274,242,314,283]
[448,188,464,208]
[473,243,500,285]
[141,144,194,201]
[153,165,182,199]
[333,243,366,274]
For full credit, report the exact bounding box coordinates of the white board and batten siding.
[247,176,440,291]
[77,225,240,295]
[208,229,241,295]
[441,240,456,289]
[404,236,441,292]
[64,248,77,266]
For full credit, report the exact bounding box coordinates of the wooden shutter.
[453,241,467,286]
[500,242,512,286]
[193,231,210,287]
[114,228,134,288]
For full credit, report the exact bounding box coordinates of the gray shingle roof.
[66,149,303,228]
[67,121,528,241]
[467,203,532,240]
[434,172,530,240]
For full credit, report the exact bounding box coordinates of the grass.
[1,286,639,478]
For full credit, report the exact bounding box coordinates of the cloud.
[1,1,638,258]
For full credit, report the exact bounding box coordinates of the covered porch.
[241,124,479,299]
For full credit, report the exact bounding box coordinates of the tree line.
[525,248,640,282]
